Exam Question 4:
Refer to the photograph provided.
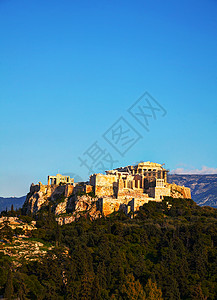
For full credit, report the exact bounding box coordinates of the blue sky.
[0,0,217,197]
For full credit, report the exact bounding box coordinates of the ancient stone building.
[90,161,171,200]
[47,174,74,186]
[23,162,191,219]
[90,161,190,216]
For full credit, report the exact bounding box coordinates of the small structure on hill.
[47,174,74,186]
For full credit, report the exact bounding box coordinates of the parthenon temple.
[90,161,171,200]
[110,161,168,188]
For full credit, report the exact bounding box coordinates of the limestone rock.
[54,199,68,215]
[23,183,102,225]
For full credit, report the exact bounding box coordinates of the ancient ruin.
[47,174,74,186]
[89,161,190,215]
[23,162,191,223]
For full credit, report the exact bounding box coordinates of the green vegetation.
[1,198,217,299]
[87,190,97,198]
[77,190,96,198]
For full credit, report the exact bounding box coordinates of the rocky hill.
[22,176,189,225]
[1,174,217,217]
[22,182,101,225]
[168,174,217,207]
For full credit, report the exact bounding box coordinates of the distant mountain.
[0,196,26,212]
[168,174,217,207]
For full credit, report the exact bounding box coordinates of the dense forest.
[1,197,217,299]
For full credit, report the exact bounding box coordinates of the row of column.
[47,177,57,185]
[122,173,167,190]
[132,168,167,179]
[123,179,141,189]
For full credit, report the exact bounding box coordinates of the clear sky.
[0,0,217,197]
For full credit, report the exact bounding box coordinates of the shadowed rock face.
[21,182,101,225]
[168,174,217,207]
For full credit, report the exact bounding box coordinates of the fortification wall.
[91,174,118,197]
[133,197,160,211]
[96,174,117,186]
[100,197,128,216]
[64,185,74,197]
[100,195,162,216]
[154,186,171,200]
[117,188,144,198]
[95,186,114,197]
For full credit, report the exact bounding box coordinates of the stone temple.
[90,161,170,199]
[47,174,74,186]
[89,161,191,215]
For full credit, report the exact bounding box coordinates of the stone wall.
[100,197,125,216]
[90,174,118,197]
[85,185,93,193]
[64,185,74,197]
[154,186,171,200]
[182,187,191,198]
[132,197,160,211]
[100,196,162,216]
[117,188,146,200]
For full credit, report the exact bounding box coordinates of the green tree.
[120,273,146,299]
[79,273,94,300]
[55,223,62,247]
[145,278,163,300]
[4,269,14,300]
[191,283,207,300]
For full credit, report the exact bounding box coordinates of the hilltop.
[1,173,217,217]
[22,162,190,224]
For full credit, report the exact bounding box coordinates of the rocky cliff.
[22,182,101,224]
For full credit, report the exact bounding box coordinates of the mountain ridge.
[168,174,217,207]
[0,196,26,212]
